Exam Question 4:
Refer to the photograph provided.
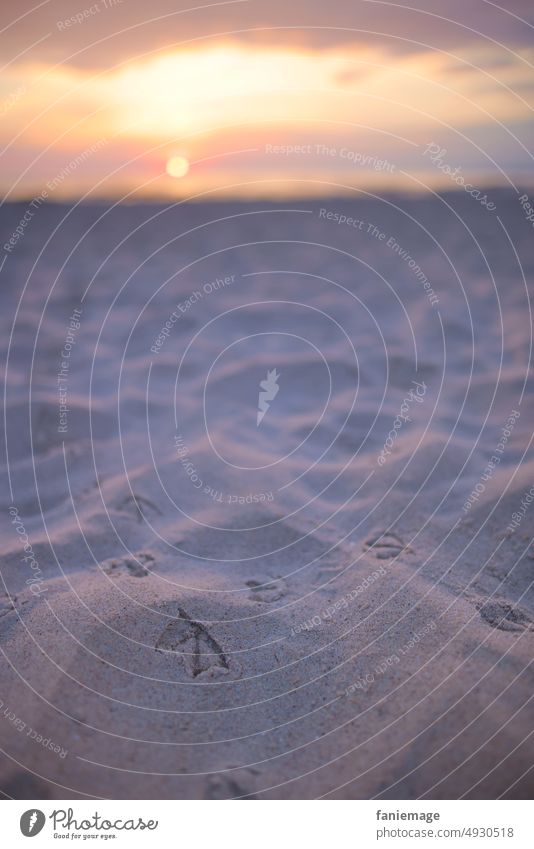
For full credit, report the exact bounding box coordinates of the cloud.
[0,0,533,69]
[0,1,532,198]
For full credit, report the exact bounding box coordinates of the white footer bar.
[3,800,532,848]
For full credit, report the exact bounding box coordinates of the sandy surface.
[1,192,534,799]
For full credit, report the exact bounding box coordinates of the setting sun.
[166,155,190,178]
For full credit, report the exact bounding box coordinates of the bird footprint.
[364,531,413,559]
[1,595,19,618]
[155,609,229,678]
[246,578,286,602]
[101,552,154,578]
[117,493,162,522]
[476,599,534,633]
[204,773,257,800]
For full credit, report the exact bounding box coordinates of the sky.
[0,0,533,200]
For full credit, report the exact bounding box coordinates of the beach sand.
[1,191,533,799]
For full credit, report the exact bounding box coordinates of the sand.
[1,191,533,799]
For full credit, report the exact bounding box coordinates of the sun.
[166,155,190,178]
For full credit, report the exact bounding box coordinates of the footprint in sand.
[117,494,162,522]
[101,552,154,578]
[364,531,413,560]
[246,578,286,603]
[204,773,257,799]
[476,599,534,633]
[0,595,16,618]
[0,594,28,618]
[155,609,229,678]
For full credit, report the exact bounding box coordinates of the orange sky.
[0,0,533,200]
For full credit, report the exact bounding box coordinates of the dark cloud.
[0,0,532,69]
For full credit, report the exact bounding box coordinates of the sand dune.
[1,192,533,798]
